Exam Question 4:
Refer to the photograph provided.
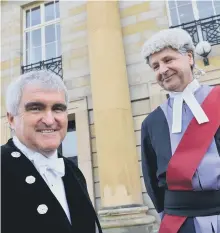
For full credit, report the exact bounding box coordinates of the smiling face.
[7,84,68,155]
[149,48,194,92]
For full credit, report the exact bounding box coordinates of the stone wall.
[119,0,169,101]
[1,1,23,116]
[59,1,91,101]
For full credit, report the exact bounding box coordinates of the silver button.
[37,204,48,214]
[11,152,21,158]
[25,176,36,184]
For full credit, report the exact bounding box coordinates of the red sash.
[159,86,220,233]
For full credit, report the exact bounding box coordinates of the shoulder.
[199,84,220,100]
[1,139,17,164]
[212,85,220,93]
[1,139,21,180]
[141,106,164,129]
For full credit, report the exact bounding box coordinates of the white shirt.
[13,136,72,223]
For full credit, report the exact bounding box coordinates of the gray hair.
[142,28,195,65]
[6,70,69,116]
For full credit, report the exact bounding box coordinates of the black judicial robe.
[141,107,220,233]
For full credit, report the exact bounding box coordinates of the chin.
[164,82,180,92]
[39,143,60,152]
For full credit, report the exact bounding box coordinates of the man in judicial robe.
[1,70,103,233]
[141,28,220,233]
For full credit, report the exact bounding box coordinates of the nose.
[41,111,55,126]
[159,64,168,75]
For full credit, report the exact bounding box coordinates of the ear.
[187,52,194,67]
[7,112,15,130]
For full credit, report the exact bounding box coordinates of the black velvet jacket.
[1,139,103,233]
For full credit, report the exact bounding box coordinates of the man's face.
[149,48,194,92]
[7,85,68,155]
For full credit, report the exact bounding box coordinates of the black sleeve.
[141,121,164,213]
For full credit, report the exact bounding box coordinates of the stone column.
[87,1,156,232]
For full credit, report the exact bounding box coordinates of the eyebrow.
[162,55,173,60]
[25,102,45,110]
[24,102,67,111]
[52,103,67,111]
[150,61,159,67]
[151,56,174,66]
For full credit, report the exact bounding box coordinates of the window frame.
[23,1,60,65]
[166,0,219,27]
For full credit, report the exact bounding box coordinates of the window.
[167,0,220,46]
[23,1,61,65]
[58,119,78,166]
[168,0,219,26]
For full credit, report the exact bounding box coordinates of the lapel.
[62,157,103,233]
[62,159,81,226]
[148,107,172,174]
[6,139,73,230]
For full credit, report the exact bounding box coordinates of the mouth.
[37,129,58,134]
[163,73,175,82]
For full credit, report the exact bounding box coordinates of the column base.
[98,205,159,233]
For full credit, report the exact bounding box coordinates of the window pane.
[62,131,78,157]
[45,42,56,59]
[31,6,41,26]
[214,0,220,14]
[32,29,41,47]
[26,50,31,65]
[177,1,191,7]
[57,41,61,56]
[31,47,42,63]
[178,4,195,24]
[216,6,220,14]
[197,0,214,19]
[26,32,30,50]
[45,24,55,43]
[168,0,176,9]
[26,10,30,28]
[56,24,61,55]
[55,1,60,18]
[56,23,60,42]
[170,8,179,26]
[45,2,55,21]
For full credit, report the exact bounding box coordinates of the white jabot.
[12,136,71,223]
[33,153,65,178]
[169,79,209,134]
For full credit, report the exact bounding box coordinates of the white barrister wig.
[142,28,195,64]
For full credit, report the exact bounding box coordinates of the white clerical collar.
[12,136,58,162]
[169,79,209,133]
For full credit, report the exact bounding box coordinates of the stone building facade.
[1,1,220,232]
